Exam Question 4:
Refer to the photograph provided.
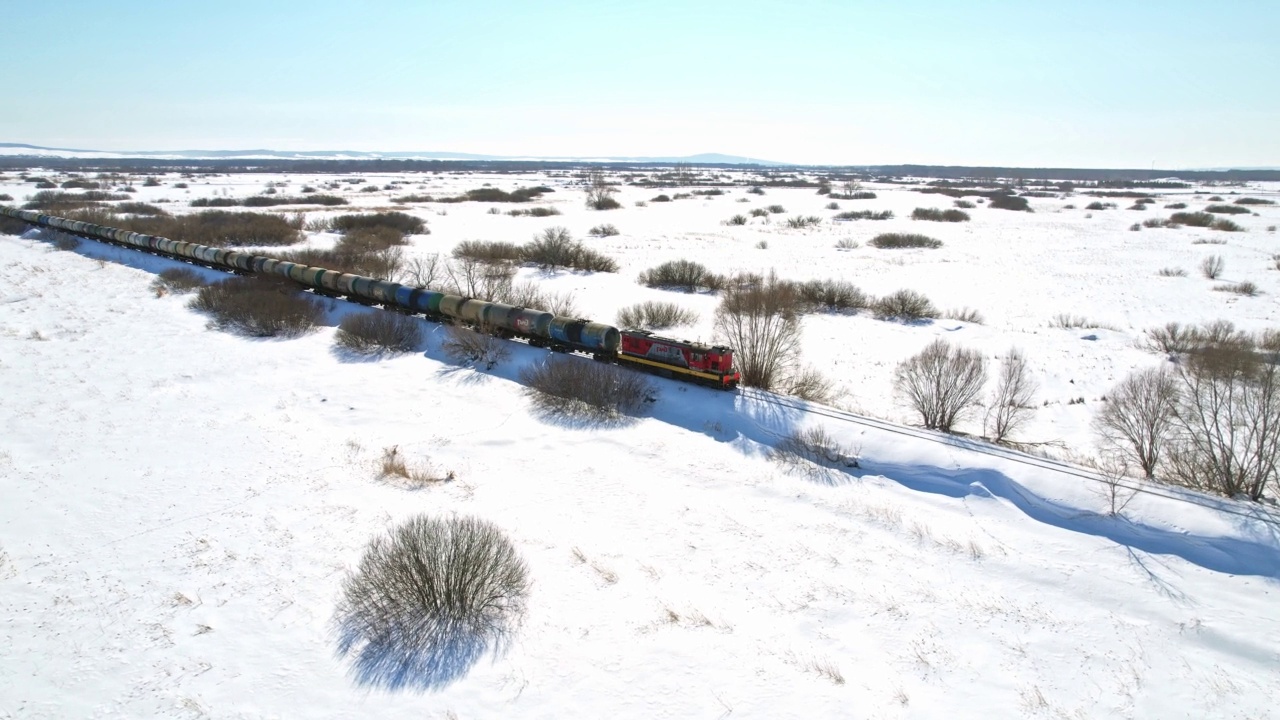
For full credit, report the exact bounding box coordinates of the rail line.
[739,388,1280,528]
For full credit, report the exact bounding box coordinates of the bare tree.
[405,253,446,290]
[985,347,1037,444]
[445,257,515,299]
[584,170,620,210]
[1094,454,1139,516]
[840,180,861,197]
[1167,346,1280,500]
[893,339,988,433]
[714,271,801,390]
[1093,367,1179,479]
[1200,255,1225,279]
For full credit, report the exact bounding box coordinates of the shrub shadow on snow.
[333,617,495,692]
[853,458,1280,580]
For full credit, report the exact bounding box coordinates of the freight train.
[0,207,742,388]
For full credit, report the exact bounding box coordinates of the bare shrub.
[584,170,621,210]
[869,233,942,249]
[825,201,840,210]
[782,366,839,404]
[637,259,723,292]
[1234,197,1274,205]
[785,215,822,229]
[986,348,1037,443]
[1200,255,1225,279]
[835,238,859,250]
[944,307,985,324]
[766,204,786,214]
[336,312,424,354]
[725,214,748,226]
[332,211,426,235]
[834,210,894,221]
[1214,281,1259,296]
[588,224,620,237]
[954,199,976,209]
[115,202,169,216]
[911,207,970,222]
[1157,267,1187,277]
[497,281,578,317]
[989,194,1031,211]
[714,271,801,390]
[1205,204,1250,215]
[1210,218,1244,232]
[771,426,859,479]
[524,227,617,272]
[441,325,511,370]
[1049,314,1117,330]
[1171,211,1214,227]
[521,356,655,419]
[453,240,524,265]
[615,301,699,330]
[150,267,207,296]
[190,276,323,337]
[797,279,869,313]
[1143,322,1199,355]
[873,289,938,321]
[0,214,29,235]
[894,339,988,432]
[1094,367,1178,478]
[333,514,529,691]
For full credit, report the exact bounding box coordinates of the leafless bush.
[944,307,985,324]
[785,215,823,229]
[911,207,970,222]
[585,169,621,210]
[405,254,446,289]
[441,257,517,300]
[637,259,723,292]
[588,224,620,237]
[1214,281,1259,296]
[524,227,618,272]
[782,366,839,404]
[1143,322,1199,355]
[894,339,988,432]
[333,514,529,690]
[616,301,700,330]
[797,279,869,313]
[1049,313,1118,331]
[190,276,324,337]
[870,233,942,249]
[441,325,511,370]
[150,267,207,296]
[1157,267,1187,277]
[1093,367,1178,478]
[873,289,938,321]
[521,356,655,419]
[332,211,426,235]
[835,238,859,250]
[714,271,801,390]
[985,348,1037,444]
[496,281,578,317]
[336,311,424,354]
[453,240,524,265]
[725,214,748,226]
[771,426,859,479]
[1200,255,1225,279]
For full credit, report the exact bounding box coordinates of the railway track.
[739,388,1280,528]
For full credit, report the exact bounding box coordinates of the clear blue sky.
[4,0,1277,168]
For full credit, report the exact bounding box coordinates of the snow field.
[1,171,1279,717]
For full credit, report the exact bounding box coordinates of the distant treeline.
[1,157,1276,182]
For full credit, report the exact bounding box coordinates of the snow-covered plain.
[1,170,1279,718]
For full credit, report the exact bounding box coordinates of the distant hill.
[0,143,784,166]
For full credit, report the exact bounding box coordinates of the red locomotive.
[617,330,741,389]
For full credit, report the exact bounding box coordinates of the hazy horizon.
[4,1,1277,168]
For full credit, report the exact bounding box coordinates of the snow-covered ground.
[1,170,1278,718]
